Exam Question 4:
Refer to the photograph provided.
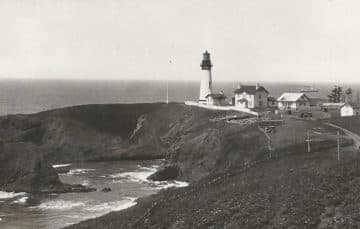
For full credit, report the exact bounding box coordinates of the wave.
[0,191,26,200]
[62,197,137,223]
[153,180,189,189]
[62,168,96,176]
[110,165,189,189]
[109,166,157,183]
[81,180,90,186]
[34,200,87,210]
[52,164,72,168]
[85,197,137,212]
[13,196,28,204]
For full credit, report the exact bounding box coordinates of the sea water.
[0,160,188,229]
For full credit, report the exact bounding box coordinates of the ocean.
[0,161,187,229]
[0,78,359,116]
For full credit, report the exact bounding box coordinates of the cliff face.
[0,103,189,193]
[0,103,169,163]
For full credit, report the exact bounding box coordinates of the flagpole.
[166,79,169,104]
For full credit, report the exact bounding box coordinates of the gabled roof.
[233,85,269,95]
[206,93,227,99]
[277,93,309,102]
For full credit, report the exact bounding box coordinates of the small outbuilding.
[206,92,227,106]
[340,103,360,117]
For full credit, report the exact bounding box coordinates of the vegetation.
[328,86,354,103]
[327,85,342,102]
[345,87,353,103]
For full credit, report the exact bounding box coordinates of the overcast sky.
[1,0,360,82]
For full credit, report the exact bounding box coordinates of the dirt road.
[325,123,360,149]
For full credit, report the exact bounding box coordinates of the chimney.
[237,83,241,89]
[256,83,260,90]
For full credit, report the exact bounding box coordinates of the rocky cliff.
[0,103,185,193]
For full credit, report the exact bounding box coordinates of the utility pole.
[337,130,340,161]
[306,130,311,153]
[268,138,272,158]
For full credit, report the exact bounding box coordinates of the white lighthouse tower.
[199,50,213,103]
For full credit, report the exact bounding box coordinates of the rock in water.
[148,165,179,181]
[0,141,63,193]
[101,187,112,192]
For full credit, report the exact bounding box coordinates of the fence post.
[337,130,340,161]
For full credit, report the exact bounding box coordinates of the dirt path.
[325,123,360,149]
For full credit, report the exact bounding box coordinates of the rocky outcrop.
[148,165,179,181]
[0,141,61,192]
[0,141,92,193]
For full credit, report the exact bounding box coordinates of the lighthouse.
[199,50,213,103]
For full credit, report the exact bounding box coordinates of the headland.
[1,102,360,228]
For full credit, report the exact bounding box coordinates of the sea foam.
[63,168,95,176]
[0,191,26,200]
[35,200,87,210]
[85,197,137,212]
[109,165,157,183]
[154,180,189,189]
[109,165,189,189]
[52,164,72,168]
[13,196,29,204]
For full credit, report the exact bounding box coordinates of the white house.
[341,104,354,117]
[277,93,311,112]
[340,103,360,117]
[233,84,269,109]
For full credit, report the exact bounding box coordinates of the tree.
[328,85,342,103]
[345,87,353,103]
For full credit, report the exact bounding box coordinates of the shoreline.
[0,159,188,229]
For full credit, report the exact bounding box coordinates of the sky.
[1,0,360,83]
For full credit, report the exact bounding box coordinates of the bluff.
[0,103,190,193]
[2,103,360,228]
[63,104,360,229]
